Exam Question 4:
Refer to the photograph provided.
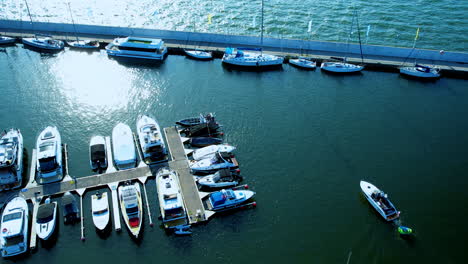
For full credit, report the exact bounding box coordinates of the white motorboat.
[35,198,57,241]
[62,192,79,224]
[197,169,239,189]
[112,123,136,170]
[320,61,364,73]
[118,182,143,238]
[91,192,110,231]
[67,40,99,49]
[156,168,187,228]
[184,49,213,60]
[0,129,23,192]
[36,126,63,184]
[360,181,400,221]
[1,196,29,257]
[192,144,236,161]
[222,47,283,68]
[400,64,440,79]
[289,58,317,69]
[0,36,15,45]
[105,37,167,60]
[190,152,238,174]
[136,115,167,163]
[89,136,108,171]
[203,188,256,212]
[22,37,64,52]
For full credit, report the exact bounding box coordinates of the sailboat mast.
[23,0,36,39]
[67,3,79,42]
[260,0,264,53]
[355,11,364,64]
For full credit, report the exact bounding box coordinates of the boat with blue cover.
[360,181,400,221]
[203,188,255,212]
[176,113,216,127]
[190,151,238,174]
[189,137,223,148]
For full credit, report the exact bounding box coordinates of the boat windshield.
[2,212,22,222]
[39,142,55,153]
[165,207,184,219]
[37,214,54,224]
[148,145,162,153]
[5,235,24,247]
[93,208,108,216]
[39,157,57,172]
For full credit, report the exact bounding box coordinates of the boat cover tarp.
[210,192,226,207]
[91,144,106,161]
[190,137,222,146]
[62,194,75,206]
[238,47,262,51]
[37,203,55,219]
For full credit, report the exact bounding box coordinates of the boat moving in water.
[203,188,255,212]
[112,123,136,170]
[400,64,440,79]
[156,168,188,229]
[0,128,24,191]
[360,180,400,221]
[137,115,167,163]
[92,192,110,231]
[1,196,29,258]
[35,198,57,241]
[105,37,167,61]
[192,144,235,161]
[62,192,79,224]
[36,126,63,184]
[118,182,143,238]
[89,136,107,172]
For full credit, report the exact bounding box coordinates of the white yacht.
[0,129,23,192]
[360,181,400,221]
[112,123,136,170]
[289,58,317,69]
[118,182,143,238]
[192,144,235,161]
[36,126,63,184]
[184,49,213,60]
[1,196,29,258]
[137,115,166,163]
[156,168,187,228]
[91,192,110,231]
[321,61,364,73]
[222,47,283,68]
[400,64,440,79]
[89,136,107,171]
[35,198,57,241]
[0,36,15,45]
[22,37,64,52]
[67,40,99,50]
[105,37,167,60]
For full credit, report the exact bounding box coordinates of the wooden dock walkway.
[164,126,206,224]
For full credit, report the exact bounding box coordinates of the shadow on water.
[22,147,29,188]
[221,62,284,73]
[398,74,440,83]
[107,54,168,69]
[22,44,63,57]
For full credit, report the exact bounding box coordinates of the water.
[1,46,468,263]
[1,0,467,52]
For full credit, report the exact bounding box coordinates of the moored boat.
[197,169,240,189]
[137,115,167,163]
[203,188,255,211]
[184,49,213,60]
[222,47,283,68]
[89,136,108,172]
[320,61,364,73]
[67,40,100,49]
[36,126,63,184]
[22,37,64,52]
[176,113,216,127]
[0,36,16,45]
[400,64,440,79]
[360,180,400,221]
[0,128,24,191]
[105,37,167,61]
[35,198,58,241]
[190,151,238,174]
[289,58,316,69]
[62,192,79,224]
[118,182,143,238]
[112,123,136,170]
[1,196,29,257]
[155,168,188,229]
[192,144,235,161]
[189,137,223,148]
[91,192,110,231]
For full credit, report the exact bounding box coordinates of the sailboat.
[399,28,440,79]
[65,3,99,50]
[184,21,212,60]
[222,0,283,68]
[321,11,364,73]
[21,0,64,52]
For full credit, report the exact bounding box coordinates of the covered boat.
[22,36,64,52]
[156,168,188,229]
[1,196,29,258]
[197,169,240,189]
[36,126,63,184]
[190,151,238,174]
[62,192,79,224]
[176,113,216,127]
[192,144,235,161]
[0,128,24,191]
[184,49,213,60]
[89,136,107,172]
[289,58,316,69]
[189,137,223,148]
[67,40,100,49]
[204,188,255,211]
[92,192,110,231]
[222,47,283,68]
[321,61,364,73]
[400,64,440,79]
[0,36,16,45]
[112,123,136,170]
[105,37,167,60]
[35,199,57,241]
[118,182,143,238]
[137,115,167,163]
[360,181,400,221]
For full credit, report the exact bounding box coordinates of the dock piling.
[108,182,121,232]
[75,188,86,241]
[29,197,41,250]
[138,176,153,227]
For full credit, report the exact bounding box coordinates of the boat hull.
[1,196,29,257]
[118,183,143,238]
[321,62,364,73]
[184,49,213,60]
[0,129,23,192]
[67,40,100,49]
[36,202,58,241]
[112,123,137,170]
[0,37,16,45]
[36,126,63,184]
[137,115,167,164]
[22,38,64,52]
[89,135,108,171]
[400,67,440,79]
[92,192,110,231]
[360,181,399,221]
[289,59,316,69]
[155,168,188,228]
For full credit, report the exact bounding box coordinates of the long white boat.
[222,47,283,68]
[0,129,23,192]
[192,144,235,161]
[67,40,99,50]
[22,37,64,52]
[321,61,364,73]
[400,64,440,79]
[89,135,107,171]
[184,49,213,60]
[118,182,143,238]
[1,196,29,257]
[91,192,110,231]
[0,36,15,45]
[36,126,63,184]
[360,181,400,221]
[136,115,166,163]
[156,168,187,228]
[105,37,167,60]
[289,58,316,69]
[35,198,57,241]
[112,123,136,170]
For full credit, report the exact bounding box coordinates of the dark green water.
[1,46,468,263]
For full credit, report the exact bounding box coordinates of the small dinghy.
[22,36,64,52]
[1,196,29,257]
[176,113,216,127]
[156,168,188,229]
[91,192,110,231]
[360,181,400,221]
[67,40,100,49]
[112,123,137,170]
[118,182,143,238]
[192,144,235,161]
[89,136,108,172]
[0,36,16,45]
[36,126,63,184]
[289,58,316,69]
[190,152,238,174]
[400,64,440,79]
[321,61,363,73]
[189,137,223,148]
[62,192,79,224]
[197,169,240,189]
[184,49,213,60]
[36,198,58,241]
[203,188,255,211]
[137,115,167,163]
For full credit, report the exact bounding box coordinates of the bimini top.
[116,37,165,49]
